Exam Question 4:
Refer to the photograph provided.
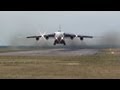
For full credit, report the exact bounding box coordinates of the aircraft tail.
[58,25,61,32]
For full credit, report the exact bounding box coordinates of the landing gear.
[53,40,57,45]
[53,42,56,45]
[62,40,66,45]
[53,40,66,45]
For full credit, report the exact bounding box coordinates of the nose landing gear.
[53,40,66,45]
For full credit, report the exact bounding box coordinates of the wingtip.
[26,37,29,38]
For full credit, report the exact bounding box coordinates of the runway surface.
[0,48,99,56]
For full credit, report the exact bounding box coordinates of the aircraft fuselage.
[54,32,66,45]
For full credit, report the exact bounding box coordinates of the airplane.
[26,26,93,45]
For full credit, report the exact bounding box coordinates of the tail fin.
[58,24,61,32]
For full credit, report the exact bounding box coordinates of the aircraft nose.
[58,37,61,39]
[58,37,61,41]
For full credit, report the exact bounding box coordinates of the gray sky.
[0,11,120,45]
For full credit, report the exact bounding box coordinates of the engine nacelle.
[45,36,49,40]
[70,37,74,40]
[80,37,83,40]
[36,37,39,41]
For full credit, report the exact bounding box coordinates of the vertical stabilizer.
[58,24,61,32]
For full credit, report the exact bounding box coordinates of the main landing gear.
[53,40,66,45]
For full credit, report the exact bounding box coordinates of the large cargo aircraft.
[26,26,93,45]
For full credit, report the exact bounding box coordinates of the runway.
[0,48,99,56]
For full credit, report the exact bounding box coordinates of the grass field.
[0,49,120,79]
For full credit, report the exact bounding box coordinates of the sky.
[0,11,120,46]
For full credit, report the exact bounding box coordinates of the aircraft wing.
[26,35,42,41]
[26,33,55,38]
[44,33,55,39]
[26,35,42,38]
[44,33,55,38]
[77,35,93,40]
[77,35,93,38]
[64,33,76,38]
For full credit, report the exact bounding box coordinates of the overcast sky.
[0,11,120,45]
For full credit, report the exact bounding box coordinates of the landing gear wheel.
[63,41,66,45]
[53,41,56,45]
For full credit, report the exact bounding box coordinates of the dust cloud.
[96,30,120,48]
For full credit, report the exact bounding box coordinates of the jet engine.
[36,37,39,41]
[80,37,83,40]
[45,36,49,40]
[70,36,74,40]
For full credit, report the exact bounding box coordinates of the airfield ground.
[0,47,120,79]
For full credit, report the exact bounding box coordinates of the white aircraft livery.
[26,26,93,45]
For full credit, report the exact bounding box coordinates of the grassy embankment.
[0,49,120,78]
